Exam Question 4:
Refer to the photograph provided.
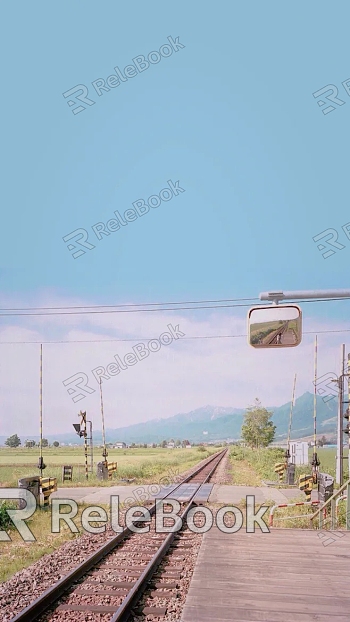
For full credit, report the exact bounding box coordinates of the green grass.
[308,447,349,481]
[0,447,216,488]
[230,446,349,486]
[250,321,282,345]
[230,446,287,484]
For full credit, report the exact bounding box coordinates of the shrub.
[0,502,15,531]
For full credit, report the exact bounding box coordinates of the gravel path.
[208,448,232,484]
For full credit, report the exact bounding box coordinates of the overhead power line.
[1,327,350,344]
[0,296,349,317]
[0,296,258,311]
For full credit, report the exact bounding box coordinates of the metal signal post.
[73,411,92,480]
[99,379,108,466]
[37,343,46,476]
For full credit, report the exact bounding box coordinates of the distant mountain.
[0,393,338,446]
[272,391,337,439]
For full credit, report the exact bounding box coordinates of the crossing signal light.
[73,423,83,437]
[343,407,350,434]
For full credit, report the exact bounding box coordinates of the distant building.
[185,444,192,449]
[114,442,127,449]
[167,442,175,449]
[289,441,308,465]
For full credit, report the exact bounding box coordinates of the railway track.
[265,321,288,345]
[10,449,227,622]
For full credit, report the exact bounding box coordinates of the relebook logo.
[0,492,270,542]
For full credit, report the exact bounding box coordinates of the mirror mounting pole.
[260,289,350,302]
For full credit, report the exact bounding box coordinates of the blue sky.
[1,1,350,436]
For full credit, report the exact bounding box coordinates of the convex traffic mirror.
[248,304,302,348]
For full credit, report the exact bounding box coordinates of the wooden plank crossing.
[181,527,350,621]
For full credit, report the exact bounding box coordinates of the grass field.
[0,446,217,487]
[0,445,349,585]
[230,446,349,485]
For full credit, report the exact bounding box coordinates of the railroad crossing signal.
[73,411,89,480]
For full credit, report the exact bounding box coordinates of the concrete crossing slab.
[50,484,307,506]
[209,484,306,504]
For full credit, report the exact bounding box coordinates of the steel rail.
[266,321,288,345]
[110,449,227,621]
[10,449,227,622]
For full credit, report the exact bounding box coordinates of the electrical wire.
[0,296,259,311]
[0,296,349,317]
[1,328,350,344]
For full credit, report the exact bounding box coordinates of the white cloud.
[0,293,349,436]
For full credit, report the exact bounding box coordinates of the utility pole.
[348,355,350,481]
[336,346,345,485]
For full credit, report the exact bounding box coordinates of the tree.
[182,439,190,447]
[175,439,181,447]
[5,434,21,448]
[38,438,49,448]
[53,441,59,447]
[152,443,157,448]
[241,398,276,449]
[25,440,36,448]
[160,440,167,448]
[143,443,147,448]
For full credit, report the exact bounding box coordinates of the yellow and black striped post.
[299,474,313,501]
[274,462,286,483]
[40,477,57,508]
[107,462,117,479]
